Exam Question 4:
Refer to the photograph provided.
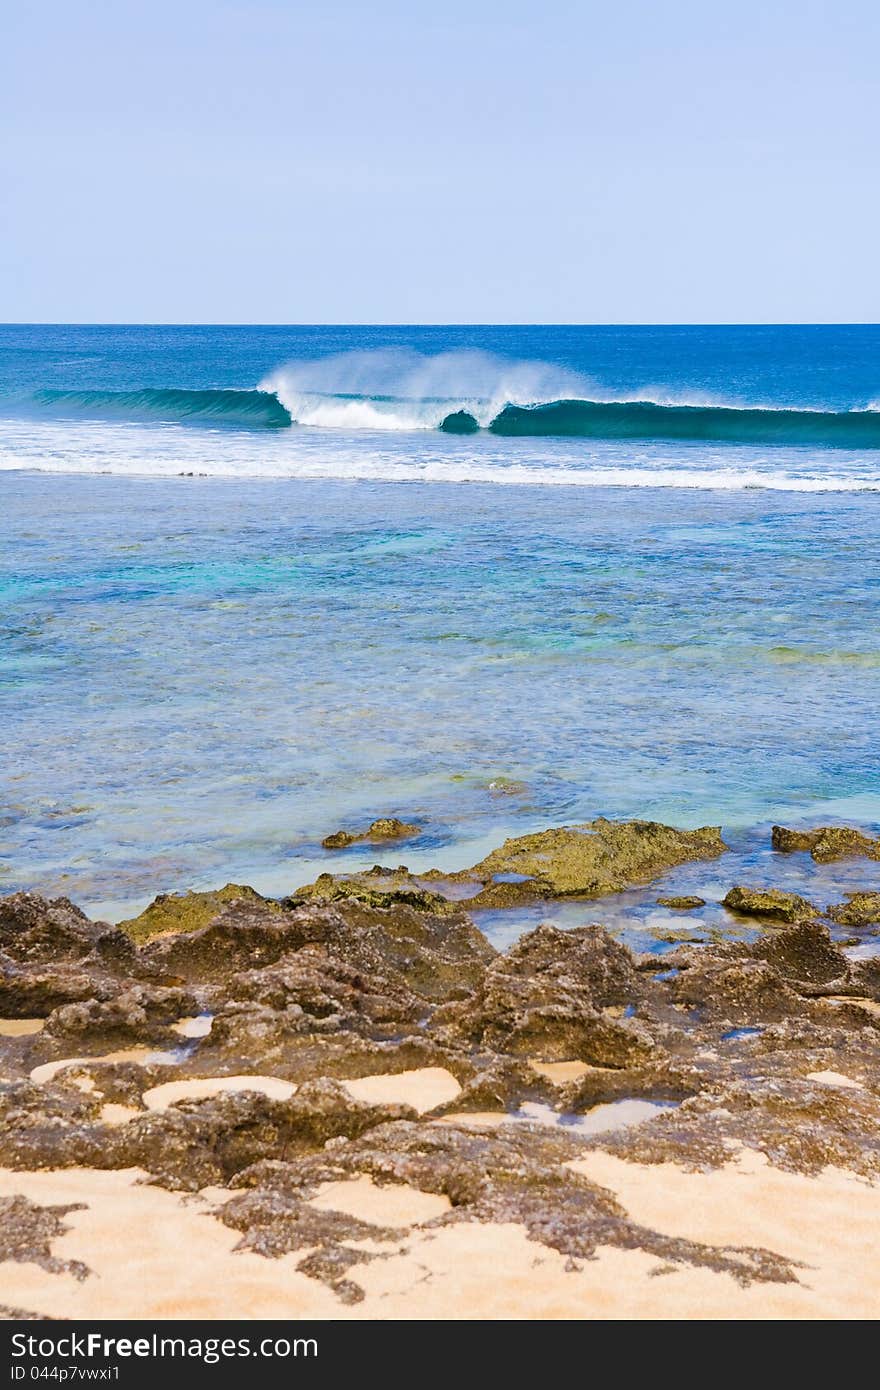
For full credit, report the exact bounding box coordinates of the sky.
[2,1,878,323]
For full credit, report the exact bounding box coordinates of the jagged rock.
[0,1079,107,1170]
[672,960,802,1020]
[433,925,655,1065]
[497,924,642,1007]
[754,921,850,989]
[0,965,112,1018]
[142,897,492,1003]
[0,893,117,964]
[846,958,880,1001]
[771,825,880,863]
[220,1186,401,1297]
[6,841,880,1265]
[827,893,880,928]
[433,1058,557,1113]
[224,949,422,1031]
[563,1061,699,1111]
[321,818,421,850]
[110,1080,416,1189]
[286,866,453,914]
[43,985,199,1045]
[462,819,726,899]
[0,1195,90,1280]
[243,1119,800,1292]
[0,894,141,1021]
[722,886,818,923]
[597,1076,880,1180]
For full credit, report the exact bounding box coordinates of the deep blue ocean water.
[2,325,879,920]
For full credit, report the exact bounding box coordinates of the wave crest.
[32,387,291,429]
[485,399,880,447]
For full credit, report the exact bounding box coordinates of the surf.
[12,350,880,448]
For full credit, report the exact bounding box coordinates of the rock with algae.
[771,825,880,863]
[118,884,279,943]
[5,842,880,1309]
[140,895,493,1003]
[826,892,880,928]
[463,818,726,900]
[285,866,454,915]
[722,886,819,924]
[321,818,421,850]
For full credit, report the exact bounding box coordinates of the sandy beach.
[2,817,879,1320]
[3,1150,880,1320]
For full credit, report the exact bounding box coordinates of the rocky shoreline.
[2,817,880,1318]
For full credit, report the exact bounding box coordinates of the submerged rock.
[722,886,818,923]
[321,818,421,851]
[464,819,726,899]
[771,825,880,863]
[656,895,706,910]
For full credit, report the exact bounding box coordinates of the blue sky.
[2,1,877,323]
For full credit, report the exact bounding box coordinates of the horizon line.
[2,321,880,331]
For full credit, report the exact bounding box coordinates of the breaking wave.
[11,351,880,448]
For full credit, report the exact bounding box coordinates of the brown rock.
[433,924,655,1065]
[754,921,850,989]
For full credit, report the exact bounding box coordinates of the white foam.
[2,413,879,493]
[260,348,590,430]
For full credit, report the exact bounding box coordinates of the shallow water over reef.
[2,470,880,919]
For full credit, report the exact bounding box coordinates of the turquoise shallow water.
[2,325,879,917]
[2,468,879,917]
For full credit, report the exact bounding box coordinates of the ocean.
[2,324,879,921]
